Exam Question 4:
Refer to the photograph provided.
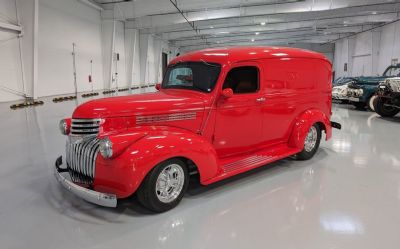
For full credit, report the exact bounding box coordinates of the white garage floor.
[1,93,400,249]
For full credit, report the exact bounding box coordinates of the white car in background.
[332,77,353,102]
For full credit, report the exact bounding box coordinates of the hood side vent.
[136,112,197,125]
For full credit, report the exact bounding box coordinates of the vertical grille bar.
[66,136,100,185]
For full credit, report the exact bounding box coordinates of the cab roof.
[169,46,330,66]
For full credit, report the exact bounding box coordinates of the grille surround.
[66,136,100,185]
[71,118,101,136]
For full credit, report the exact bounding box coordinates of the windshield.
[333,77,354,86]
[162,62,221,92]
[383,66,400,77]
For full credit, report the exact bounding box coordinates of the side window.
[223,66,259,94]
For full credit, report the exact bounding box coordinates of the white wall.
[38,0,104,97]
[138,32,171,85]
[0,0,181,102]
[334,20,400,79]
[376,22,400,74]
[124,28,140,86]
[0,0,24,102]
[110,20,127,89]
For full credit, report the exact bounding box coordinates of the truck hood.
[72,90,207,119]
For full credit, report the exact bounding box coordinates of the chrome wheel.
[304,126,318,152]
[155,164,185,203]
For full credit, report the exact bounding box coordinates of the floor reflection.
[1,99,400,249]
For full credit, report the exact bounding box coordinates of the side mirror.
[155,83,161,90]
[222,88,233,98]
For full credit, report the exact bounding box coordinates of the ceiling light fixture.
[255,32,260,35]
[371,11,377,15]
[260,22,266,26]
[251,38,255,42]
[210,26,214,29]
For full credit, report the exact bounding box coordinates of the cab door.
[213,63,265,157]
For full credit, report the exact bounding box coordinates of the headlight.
[99,137,113,159]
[59,119,69,135]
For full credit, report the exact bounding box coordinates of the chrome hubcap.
[155,164,185,203]
[304,126,318,152]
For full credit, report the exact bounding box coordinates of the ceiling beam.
[178,33,342,49]
[169,24,371,43]
[130,1,400,31]
[159,13,395,40]
[144,0,304,17]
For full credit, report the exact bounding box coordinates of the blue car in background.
[332,64,400,110]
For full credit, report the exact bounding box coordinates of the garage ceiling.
[93,0,400,51]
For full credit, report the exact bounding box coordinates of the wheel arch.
[288,109,332,149]
[125,129,218,195]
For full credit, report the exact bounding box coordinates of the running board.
[203,144,301,185]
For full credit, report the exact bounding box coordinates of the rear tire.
[296,124,322,160]
[137,158,189,213]
[375,98,400,117]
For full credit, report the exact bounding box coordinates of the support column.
[371,30,381,76]
[124,28,139,88]
[101,19,115,89]
[16,0,39,99]
[139,32,149,85]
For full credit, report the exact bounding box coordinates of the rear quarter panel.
[260,57,332,142]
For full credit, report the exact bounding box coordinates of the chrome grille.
[66,137,100,185]
[71,118,101,136]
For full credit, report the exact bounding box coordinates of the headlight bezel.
[59,119,70,135]
[99,137,113,159]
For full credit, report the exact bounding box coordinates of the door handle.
[256,97,266,102]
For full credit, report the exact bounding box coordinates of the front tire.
[367,95,378,111]
[375,98,400,117]
[353,102,366,110]
[137,158,189,213]
[296,124,322,160]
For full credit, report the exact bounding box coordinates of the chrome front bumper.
[54,156,117,207]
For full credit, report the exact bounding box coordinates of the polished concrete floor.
[1,92,400,249]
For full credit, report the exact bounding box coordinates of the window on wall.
[223,66,259,94]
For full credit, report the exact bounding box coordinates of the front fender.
[93,126,219,198]
[288,109,332,150]
[360,86,378,102]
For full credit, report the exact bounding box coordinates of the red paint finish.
[65,46,334,198]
